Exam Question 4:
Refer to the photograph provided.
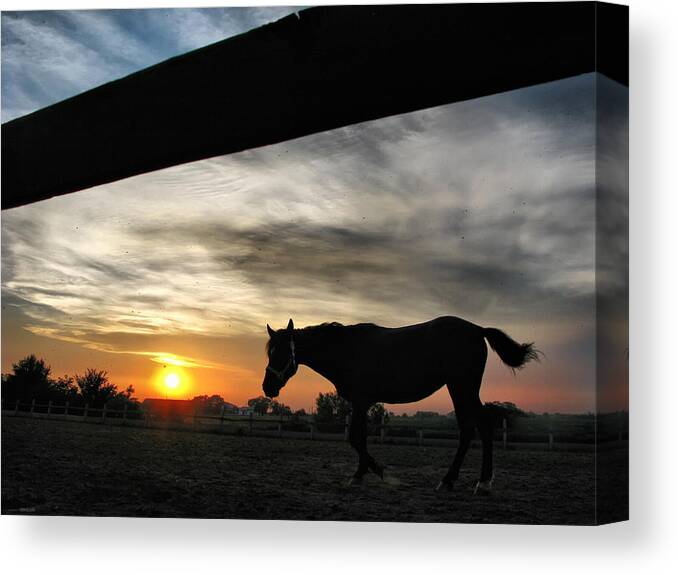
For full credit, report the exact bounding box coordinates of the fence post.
[84,403,89,418]
[123,402,128,422]
[380,422,385,444]
[309,422,315,440]
[102,403,108,423]
[249,412,254,436]
[15,399,20,415]
[344,415,351,441]
[47,400,52,415]
[220,405,225,431]
[64,401,69,416]
[502,418,507,449]
[548,431,554,450]
[30,398,36,416]
[278,413,283,438]
[418,429,423,447]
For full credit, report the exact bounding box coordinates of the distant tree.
[270,400,292,416]
[2,355,52,401]
[50,375,79,402]
[1,355,140,410]
[106,384,141,413]
[484,401,529,427]
[368,403,389,425]
[485,401,528,417]
[290,408,308,423]
[248,396,272,416]
[315,392,351,422]
[75,369,118,405]
[414,410,440,418]
[192,394,226,415]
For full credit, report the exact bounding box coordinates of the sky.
[1,8,628,414]
[1,6,302,122]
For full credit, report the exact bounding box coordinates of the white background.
[1,0,676,573]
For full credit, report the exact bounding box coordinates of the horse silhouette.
[262,316,538,493]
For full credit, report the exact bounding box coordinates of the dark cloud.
[130,195,595,328]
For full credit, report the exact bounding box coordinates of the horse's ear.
[287,318,294,332]
[267,324,275,338]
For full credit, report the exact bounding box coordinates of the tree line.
[244,391,389,425]
[2,354,137,409]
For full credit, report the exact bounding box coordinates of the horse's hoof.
[369,462,385,480]
[347,475,363,487]
[473,479,493,496]
[436,480,454,492]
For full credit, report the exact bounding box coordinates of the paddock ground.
[1,417,626,524]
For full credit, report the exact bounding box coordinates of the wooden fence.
[1,398,625,452]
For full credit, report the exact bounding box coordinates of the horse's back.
[382,315,483,341]
[353,316,487,402]
[361,316,487,377]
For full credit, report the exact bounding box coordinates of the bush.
[314,392,351,423]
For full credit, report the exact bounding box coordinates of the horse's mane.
[266,321,379,354]
[299,321,379,335]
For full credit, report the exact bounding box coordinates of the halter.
[266,339,296,382]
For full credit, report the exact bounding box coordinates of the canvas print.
[1,3,628,524]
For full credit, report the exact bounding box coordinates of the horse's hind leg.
[436,382,477,490]
[438,350,487,491]
[437,422,474,491]
[348,403,384,483]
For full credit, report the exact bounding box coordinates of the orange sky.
[2,311,617,414]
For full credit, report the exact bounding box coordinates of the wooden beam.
[1,3,628,209]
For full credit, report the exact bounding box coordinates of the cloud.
[2,72,632,412]
[1,7,301,122]
[148,354,215,369]
[2,73,605,401]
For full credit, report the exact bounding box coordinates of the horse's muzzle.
[262,376,281,398]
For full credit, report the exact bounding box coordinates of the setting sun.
[152,364,192,398]
[164,372,180,389]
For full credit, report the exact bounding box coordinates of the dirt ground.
[2,416,621,524]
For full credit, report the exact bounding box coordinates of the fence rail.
[1,399,626,452]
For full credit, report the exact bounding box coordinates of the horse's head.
[262,318,297,398]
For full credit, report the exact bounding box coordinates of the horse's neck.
[294,328,350,382]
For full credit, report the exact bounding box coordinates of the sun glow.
[153,365,192,398]
[164,372,180,389]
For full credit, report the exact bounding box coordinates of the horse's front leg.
[348,405,384,483]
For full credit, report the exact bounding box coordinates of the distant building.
[222,402,240,414]
[237,406,253,416]
[142,398,195,421]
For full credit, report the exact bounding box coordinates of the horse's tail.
[483,327,539,371]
